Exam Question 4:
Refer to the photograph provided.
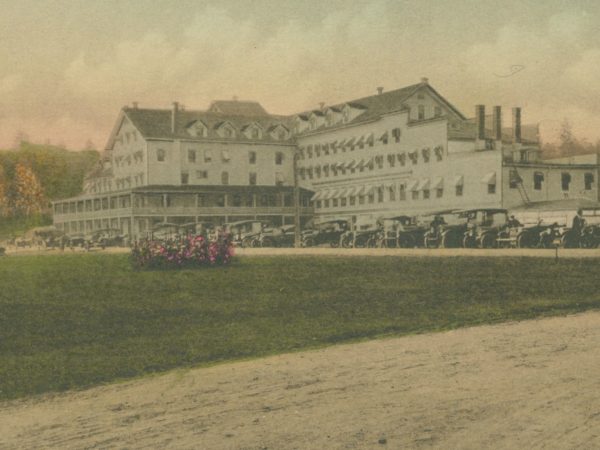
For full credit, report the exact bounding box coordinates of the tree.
[0,165,9,217]
[11,162,45,216]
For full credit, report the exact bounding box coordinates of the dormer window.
[186,120,208,138]
[269,124,289,141]
[216,122,236,139]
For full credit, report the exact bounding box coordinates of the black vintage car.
[461,209,509,248]
[374,215,426,248]
[302,219,350,247]
[258,224,297,248]
[422,210,465,248]
[224,220,269,247]
[340,218,380,248]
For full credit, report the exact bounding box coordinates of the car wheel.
[480,233,496,249]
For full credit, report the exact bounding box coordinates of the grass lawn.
[1,253,599,401]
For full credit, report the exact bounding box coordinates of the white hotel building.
[53,78,600,236]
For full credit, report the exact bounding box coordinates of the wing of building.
[53,78,600,239]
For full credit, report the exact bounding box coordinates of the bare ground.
[7,245,600,258]
[1,312,599,449]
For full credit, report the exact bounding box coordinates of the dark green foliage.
[0,254,598,400]
[0,142,99,201]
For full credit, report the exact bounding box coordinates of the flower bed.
[131,233,234,269]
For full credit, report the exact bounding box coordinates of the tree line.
[0,142,99,218]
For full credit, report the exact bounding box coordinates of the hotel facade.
[52,78,600,238]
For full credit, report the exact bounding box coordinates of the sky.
[1,0,600,150]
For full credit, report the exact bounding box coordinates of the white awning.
[310,191,323,201]
[355,185,366,196]
[481,172,496,184]
[417,179,430,190]
[346,159,357,169]
[432,177,444,189]
[453,175,464,186]
[364,185,376,195]
[356,159,366,169]
[406,180,419,191]
[336,188,349,198]
[385,181,396,189]
[346,186,357,196]
[324,189,340,200]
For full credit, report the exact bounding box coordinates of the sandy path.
[1,312,599,449]
[6,246,600,258]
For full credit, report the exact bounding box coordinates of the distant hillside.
[0,142,99,202]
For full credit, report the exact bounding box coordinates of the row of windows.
[180,171,285,187]
[299,149,443,180]
[314,184,467,209]
[299,130,401,160]
[157,148,285,165]
[509,171,595,192]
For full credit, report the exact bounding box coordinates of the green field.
[1,253,599,401]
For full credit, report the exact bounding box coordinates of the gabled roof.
[208,100,269,116]
[120,108,294,144]
[293,80,466,134]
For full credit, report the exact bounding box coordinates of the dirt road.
[1,312,599,449]
[7,245,600,258]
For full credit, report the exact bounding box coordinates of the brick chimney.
[475,105,486,141]
[512,107,522,144]
[377,86,384,95]
[171,102,179,134]
[492,106,502,142]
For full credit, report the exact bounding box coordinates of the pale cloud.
[1,1,600,149]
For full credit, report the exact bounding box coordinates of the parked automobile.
[151,222,182,240]
[302,219,350,247]
[223,220,269,247]
[422,210,465,248]
[374,215,426,248]
[258,224,297,247]
[461,209,509,248]
[90,228,127,248]
[340,218,380,248]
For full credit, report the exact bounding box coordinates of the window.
[181,172,189,185]
[323,199,330,208]
[196,170,208,179]
[249,151,257,164]
[488,183,496,194]
[275,173,284,186]
[389,187,396,201]
[157,148,166,162]
[422,148,430,163]
[251,128,260,139]
[221,150,231,162]
[585,173,594,190]
[561,172,571,191]
[188,149,196,163]
[223,127,233,138]
[249,172,257,185]
[392,128,401,143]
[423,189,430,199]
[388,154,396,168]
[316,200,322,209]
[340,197,347,207]
[412,190,419,200]
[399,184,406,201]
[456,185,463,196]
[377,187,384,203]
[332,198,338,207]
[204,149,212,163]
[349,196,356,206]
[275,152,284,165]
[418,105,425,120]
[534,172,544,190]
[434,106,442,117]
[221,171,229,185]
